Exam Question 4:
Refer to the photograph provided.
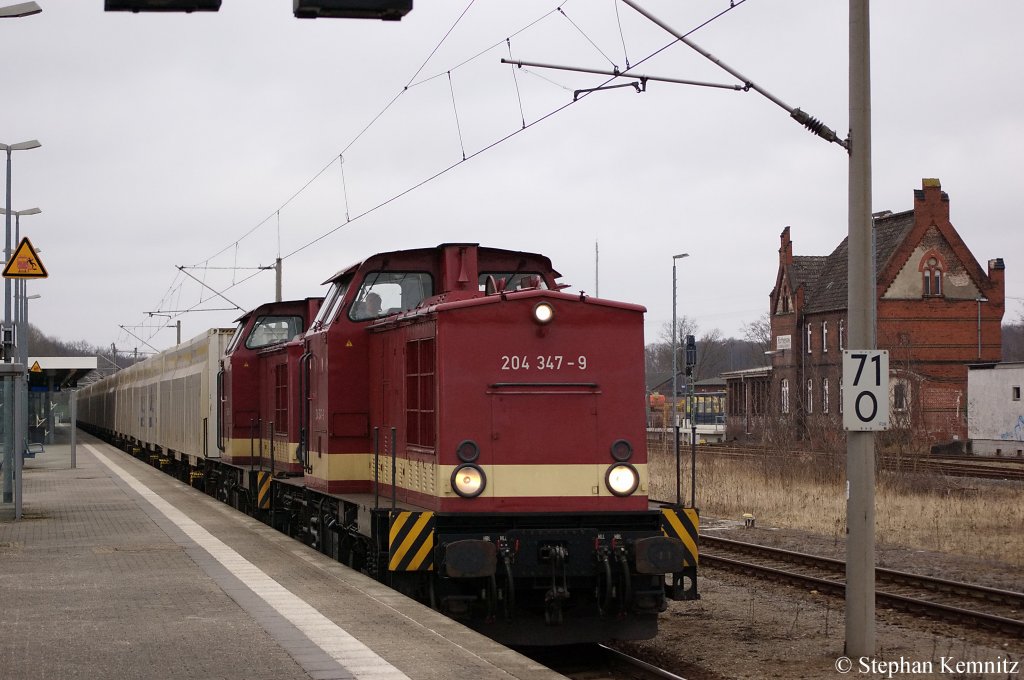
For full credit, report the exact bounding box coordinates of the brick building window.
[822,321,829,353]
[893,382,908,412]
[922,256,944,297]
[822,378,830,414]
[838,319,844,350]
[781,379,790,414]
[1013,386,1021,401]
[806,379,813,414]
[838,379,843,414]
[806,324,812,354]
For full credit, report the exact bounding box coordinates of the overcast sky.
[2,1,1021,356]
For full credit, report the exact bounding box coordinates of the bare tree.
[742,312,772,361]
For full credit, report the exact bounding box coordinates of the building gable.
[877,178,993,301]
[883,225,981,300]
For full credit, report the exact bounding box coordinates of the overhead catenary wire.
[130,1,750,341]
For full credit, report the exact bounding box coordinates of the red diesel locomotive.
[82,243,699,646]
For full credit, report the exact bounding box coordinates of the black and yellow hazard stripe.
[256,471,272,510]
[660,508,699,567]
[388,511,435,571]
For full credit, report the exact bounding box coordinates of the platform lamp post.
[670,253,689,507]
[2,139,41,507]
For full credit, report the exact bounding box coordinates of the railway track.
[701,534,1024,637]
[666,443,1024,481]
[524,644,688,680]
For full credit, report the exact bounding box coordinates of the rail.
[701,535,1024,637]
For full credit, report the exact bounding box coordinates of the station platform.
[0,427,564,680]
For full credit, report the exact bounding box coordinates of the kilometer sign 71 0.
[842,350,890,431]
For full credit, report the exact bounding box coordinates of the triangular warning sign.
[30,361,42,373]
[3,237,47,279]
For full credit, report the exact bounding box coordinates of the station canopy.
[26,356,97,391]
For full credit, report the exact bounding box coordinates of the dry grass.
[647,440,1024,566]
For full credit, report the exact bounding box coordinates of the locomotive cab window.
[225,320,247,354]
[478,272,548,292]
[349,271,432,321]
[245,315,304,349]
[312,278,351,329]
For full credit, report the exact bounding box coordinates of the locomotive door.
[490,390,600,504]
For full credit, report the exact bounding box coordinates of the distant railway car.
[78,243,699,647]
[79,328,230,469]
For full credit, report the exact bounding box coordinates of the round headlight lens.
[605,463,639,497]
[533,302,554,325]
[610,439,633,462]
[452,464,486,498]
[456,439,479,463]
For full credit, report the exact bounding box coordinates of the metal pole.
[846,0,875,657]
[71,389,77,469]
[4,148,13,504]
[14,365,25,519]
[672,257,679,506]
[690,387,697,507]
[275,257,282,303]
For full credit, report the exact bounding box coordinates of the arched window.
[806,379,813,414]
[822,378,830,414]
[781,379,790,414]
[921,255,944,297]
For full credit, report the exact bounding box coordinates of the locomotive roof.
[321,243,561,285]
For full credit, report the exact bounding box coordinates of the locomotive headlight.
[452,463,486,498]
[605,463,639,497]
[532,302,554,325]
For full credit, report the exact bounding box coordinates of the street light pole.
[2,140,41,506]
[670,252,689,507]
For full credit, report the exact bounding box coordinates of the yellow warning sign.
[3,237,47,279]
[30,361,42,373]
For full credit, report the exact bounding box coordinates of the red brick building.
[734,179,1005,445]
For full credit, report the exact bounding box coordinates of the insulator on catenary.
[790,107,846,147]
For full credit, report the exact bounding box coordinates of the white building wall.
[967,363,1024,455]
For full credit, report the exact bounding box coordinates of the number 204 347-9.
[500,355,588,371]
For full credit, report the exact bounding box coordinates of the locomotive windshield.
[245,315,304,349]
[349,271,432,321]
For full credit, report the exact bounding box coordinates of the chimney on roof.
[779,226,793,266]
[913,177,950,224]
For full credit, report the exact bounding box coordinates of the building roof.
[802,210,916,313]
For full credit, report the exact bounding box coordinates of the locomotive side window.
[311,279,351,328]
[245,315,304,349]
[349,271,432,321]
[225,320,247,354]
[478,272,548,292]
